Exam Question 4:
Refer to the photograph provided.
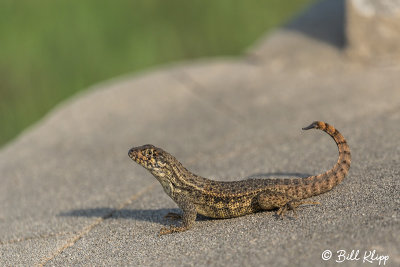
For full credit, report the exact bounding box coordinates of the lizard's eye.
[147,150,153,156]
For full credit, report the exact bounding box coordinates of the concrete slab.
[46,112,400,266]
[1,0,399,266]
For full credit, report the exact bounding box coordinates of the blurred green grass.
[0,0,312,147]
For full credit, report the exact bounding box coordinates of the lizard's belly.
[195,202,259,219]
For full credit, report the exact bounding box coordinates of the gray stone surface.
[347,0,400,61]
[1,0,399,266]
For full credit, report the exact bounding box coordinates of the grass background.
[0,0,312,147]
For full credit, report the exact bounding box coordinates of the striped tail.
[299,121,351,198]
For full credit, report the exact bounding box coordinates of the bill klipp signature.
[322,249,389,265]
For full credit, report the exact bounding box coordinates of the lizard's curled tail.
[296,121,351,198]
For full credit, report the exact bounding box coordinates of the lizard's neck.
[167,158,196,185]
[150,152,201,195]
[168,160,213,193]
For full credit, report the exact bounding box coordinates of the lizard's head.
[128,144,169,174]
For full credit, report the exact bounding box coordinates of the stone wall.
[346,0,400,61]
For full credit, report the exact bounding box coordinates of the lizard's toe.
[159,226,173,236]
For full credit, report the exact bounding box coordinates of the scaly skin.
[128,121,351,235]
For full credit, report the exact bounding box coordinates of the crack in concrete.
[37,182,158,267]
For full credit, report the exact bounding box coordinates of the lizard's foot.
[159,225,188,236]
[164,212,182,220]
[277,200,320,219]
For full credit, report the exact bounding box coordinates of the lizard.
[128,121,351,235]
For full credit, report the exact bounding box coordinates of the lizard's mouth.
[128,147,144,164]
[128,147,137,160]
[128,146,151,168]
[128,144,162,171]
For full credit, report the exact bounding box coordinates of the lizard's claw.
[159,226,174,236]
[159,225,188,236]
[277,200,320,219]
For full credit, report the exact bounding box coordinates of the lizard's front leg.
[257,190,319,218]
[159,194,197,235]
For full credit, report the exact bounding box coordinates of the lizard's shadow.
[59,208,212,226]
[59,172,310,223]
[59,208,189,224]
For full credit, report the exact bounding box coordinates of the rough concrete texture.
[347,0,400,61]
[1,0,399,266]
